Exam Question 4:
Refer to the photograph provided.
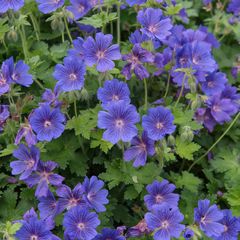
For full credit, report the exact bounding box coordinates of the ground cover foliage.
[0,0,240,239]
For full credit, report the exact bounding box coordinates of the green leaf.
[78,12,118,28]
[210,147,240,183]
[66,105,101,140]
[0,144,17,157]
[124,185,139,200]
[226,184,240,215]
[173,108,202,131]
[165,4,182,15]
[68,152,89,177]
[41,133,81,169]
[175,171,202,193]
[175,137,201,160]
[90,130,113,154]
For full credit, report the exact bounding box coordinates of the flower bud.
[167,135,175,146]
[7,30,18,42]
[51,19,64,32]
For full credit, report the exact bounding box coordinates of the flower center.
[213,105,221,112]
[77,222,85,230]
[30,235,38,240]
[115,119,124,128]
[0,75,6,85]
[161,220,169,229]
[207,81,214,88]
[12,73,19,81]
[69,73,77,81]
[112,95,119,101]
[27,159,35,169]
[41,171,49,179]
[201,216,206,224]
[44,120,52,128]
[96,51,105,59]
[156,122,164,129]
[54,0,61,3]
[180,57,187,66]
[155,194,163,203]
[68,198,78,209]
[224,225,228,232]
[139,142,146,151]
[78,5,85,13]
[193,56,200,65]
[130,55,140,65]
[148,25,157,33]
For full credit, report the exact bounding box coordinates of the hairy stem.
[64,17,73,43]
[174,73,186,108]
[143,78,148,111]
[188,112,240,171]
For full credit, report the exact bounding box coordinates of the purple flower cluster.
[0,57,33,96]
[144,179,185,240]
[0,0,24,13]
[10,143,110,240]
[15,208,60,240]
[194,199,240,239]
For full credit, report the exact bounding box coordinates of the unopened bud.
[51,19,64,32]
[7,30,18,42]
[167,135,175,146]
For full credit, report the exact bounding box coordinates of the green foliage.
[175,137,201,160]
[90,130,113,154]
[100,159,161,197]
[78,12,118,28]
[66,105,101,140]
[174,171,202,193]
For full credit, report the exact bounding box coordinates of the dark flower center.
[96,51,105,59]
[115,119,124,128]
[156,122,164,129]
[30,235,38,240]
[44,120,52,128]
[186,234,192,238]
[77,222,85,230]
[69,73,77,81]
[155,194,163,203]
[161,220,169,229]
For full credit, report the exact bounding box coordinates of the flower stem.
[29,13,40,41]
[18,26,29,61]
[117,3,121,45]
[164,73,171,98]
[74,100,78,117]
[34,78,45,90]
[174,73,186,108]
[64,17,73,43]
[188,112,240,171]
[143,78,148,111]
